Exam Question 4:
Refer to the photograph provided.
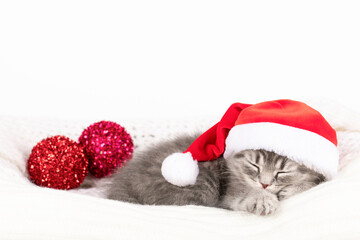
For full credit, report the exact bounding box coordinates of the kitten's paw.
[276,189,288,201]
[246,192,279,215]
[228,192,279,215]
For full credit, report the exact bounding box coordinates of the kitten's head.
[226,149,326,200]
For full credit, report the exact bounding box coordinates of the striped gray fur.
[107,134,325,215]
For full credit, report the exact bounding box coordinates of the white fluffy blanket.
[1,100,360,240]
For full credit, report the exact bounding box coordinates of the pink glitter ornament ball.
[79,121,134,178]
[28,135,89,190]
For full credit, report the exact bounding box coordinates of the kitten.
[108,134,325,215]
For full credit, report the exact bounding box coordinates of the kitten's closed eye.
[243,161,261,178]
[275,171,288,179]
[247,161,260,172]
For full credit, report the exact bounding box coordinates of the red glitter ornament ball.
[79,121,134,178]
[28,135,89,190]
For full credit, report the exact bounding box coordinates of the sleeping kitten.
[108,134,325,215]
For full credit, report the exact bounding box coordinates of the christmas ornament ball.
[79,121,134,178]
[28,135,89,190]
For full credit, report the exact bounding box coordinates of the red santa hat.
[161,99,339,187]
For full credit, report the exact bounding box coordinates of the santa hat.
[161,99,339,187]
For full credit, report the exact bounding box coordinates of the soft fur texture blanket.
[1,100,360,240]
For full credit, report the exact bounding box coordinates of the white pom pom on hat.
[161,99,339,187]
[161,152,199,187]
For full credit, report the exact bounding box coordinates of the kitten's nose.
[261,183,269,189]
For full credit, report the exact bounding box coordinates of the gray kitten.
[108,134,325,215]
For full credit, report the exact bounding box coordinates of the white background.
[0,1,359,120]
